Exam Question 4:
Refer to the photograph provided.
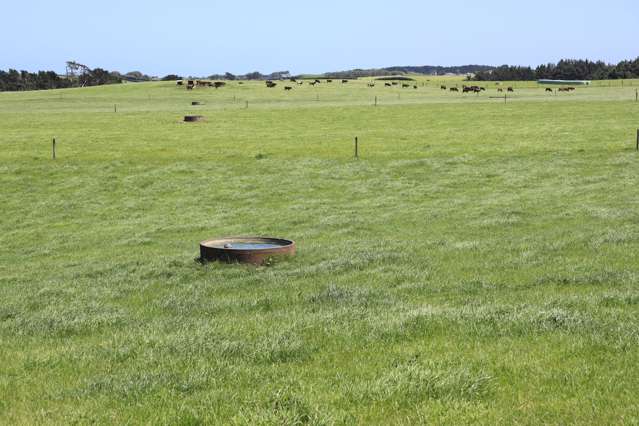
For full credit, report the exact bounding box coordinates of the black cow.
[507,87,514,92]
[450,87,459,92]
[545,88,553,93]
[284,86,293,91]
[342,79,348,83]
[441,85,447,90]
[385,82,392,87]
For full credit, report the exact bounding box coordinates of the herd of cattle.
[177,80,226,89]
[176,79,577,94]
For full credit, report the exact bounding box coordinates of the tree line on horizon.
[4,57,639,92]
[323,65,496,79]
[472,58,639,81]
[0,68,123,92]
[0,66,160,92]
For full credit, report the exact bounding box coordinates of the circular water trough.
[184,115,205,122]
[200,237,295,265]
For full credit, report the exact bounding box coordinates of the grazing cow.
[309,81,317,86]
[238,82,244,85]
[402,83,410,88]
[266,81,277,88]
[385,82,392,87]
[327,79,333,83]
[545,88,553,93]
[480,87,486,91]
[298,81,304,85]
[497,88,503,92]
[314,79,321,84]
[441,85,447,90]
[450,87,459,92]
[413,85,418,89]
[213,81,226,89]
[507,87,514,92]
[284,86,293,91]
[368,83,375,87]
[176,81,183,86]
[391,82,398,85]
[567,87,575,91]
[342,79,348,83]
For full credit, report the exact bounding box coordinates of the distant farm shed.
[538,79,591,85]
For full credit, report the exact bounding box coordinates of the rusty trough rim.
[184,115,205,122]
[199,236,296,265]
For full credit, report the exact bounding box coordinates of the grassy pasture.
[1,77,639,424]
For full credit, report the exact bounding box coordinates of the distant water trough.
[199,237,296,265]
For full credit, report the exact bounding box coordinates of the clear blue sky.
[2,0,637,76]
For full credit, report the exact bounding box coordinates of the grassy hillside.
[2,78,639,424]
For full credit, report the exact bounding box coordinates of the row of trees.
[0,70,72,91]
[205,71,292,81]
[472,58,639,81]
[322,65,496,79]
[0,67,122,91]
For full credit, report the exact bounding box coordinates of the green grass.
[2,77,639,424]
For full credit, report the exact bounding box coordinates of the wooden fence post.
[52,138,56,159]
[354,137,358,159]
